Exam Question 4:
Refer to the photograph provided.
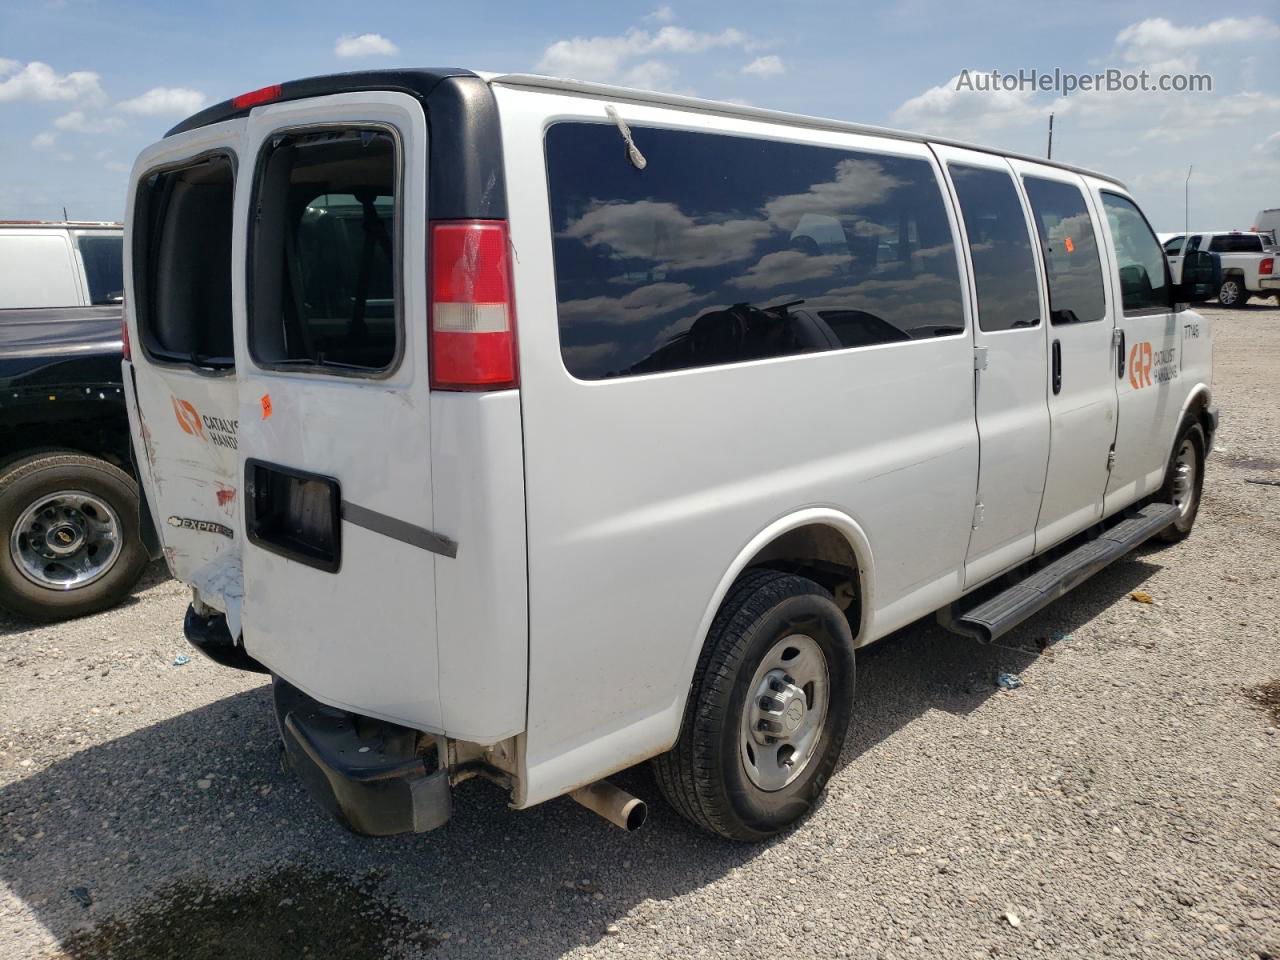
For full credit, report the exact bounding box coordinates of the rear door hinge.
[972,501,985,528]
[973,345,989,371]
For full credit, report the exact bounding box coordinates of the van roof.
[166,67,1126,190]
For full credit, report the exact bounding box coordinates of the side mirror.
[1174,249,1221,307]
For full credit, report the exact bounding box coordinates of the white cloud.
[334,33,399,58]
[1115,16,1280,64]
[742,55,784,78]
[31,131,57,150]
[536,23,751,90]
[54,109,124,133]
[115,87,207,116]
[645,5,676,23]
[0,60,105,104]
[891,70,1044,137]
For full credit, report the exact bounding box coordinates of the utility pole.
[1184,165,1193,239]
[1047,113,1054,159]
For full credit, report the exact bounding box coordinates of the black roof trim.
[165,68,474,137]
[164,68,507,221]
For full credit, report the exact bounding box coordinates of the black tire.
[0,452,148,622]
[1154,419,1206,544]
[1217,277,1247,308]
[652,569,856,841]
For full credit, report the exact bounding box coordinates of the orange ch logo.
[1128,342,1153,390]
[171,396,204,438]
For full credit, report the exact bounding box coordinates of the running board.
[940,503,1180,644]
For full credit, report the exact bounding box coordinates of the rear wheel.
[1217,277,1247,308]
[1155,420,1206,544]
[0,453,148,621]
[653,569,855,841]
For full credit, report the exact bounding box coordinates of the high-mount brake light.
[429,220,518,391]
[232,84,283,110]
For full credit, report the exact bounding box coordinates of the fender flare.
[671,506,875,735]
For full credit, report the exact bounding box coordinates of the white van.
[123,69,1218,841]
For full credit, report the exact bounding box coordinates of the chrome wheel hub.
[10,490,122,590]
[740,634,829,792]
[1171,439,1197,519]
[1220,281,1240,305]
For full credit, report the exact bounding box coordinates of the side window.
[1186,235,1202,251]
[134,154,235,368]
[545,123,964,379]
[1162,236,1184,255]
[75,234,124,304]
[1101,193,1171,314]
[250,128,399,374]
[948,164,1040,332]
[1022,176,1107,325]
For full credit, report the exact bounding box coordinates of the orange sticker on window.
[260,394,273,419]
[1064,236,1075,253]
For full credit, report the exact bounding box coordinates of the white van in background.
[0,221,124,310]
[1254,208,1279,247]
[123,69,1218,842]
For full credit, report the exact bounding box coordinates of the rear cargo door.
[235,93,443,730]
[124,119,243,617]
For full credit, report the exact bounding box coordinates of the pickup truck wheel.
[0,453,148,622]
[652,569,855,841]
[1216,277,1246,308]
[1154,419,1205,544]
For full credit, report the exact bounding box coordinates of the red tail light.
[1261,257,1274,276]
[232,84,282,110]
[429,220,518,390]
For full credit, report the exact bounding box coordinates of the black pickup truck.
[1,224,156,621]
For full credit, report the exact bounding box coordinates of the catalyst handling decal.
[1127,342,1177,390]
[167,516,235,539]
[170,394,238,449]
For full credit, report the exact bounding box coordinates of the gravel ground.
[2,302,1278,960]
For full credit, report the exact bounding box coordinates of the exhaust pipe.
[570,780,648,831]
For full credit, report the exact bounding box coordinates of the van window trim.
[1099,189,1174,318]
[541,116,970,386]
[245,120,407,381]
[132,147,239,376]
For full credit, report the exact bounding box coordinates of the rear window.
[249,128,399,375]
[134,153,235,368]
[1207,233,1263,253]
[1023,176,1107,325]
[545,122,964,380]
[75,234,123,305]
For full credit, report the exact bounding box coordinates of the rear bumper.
[271,677,451,837]
[184,605,267,673]
[1259,277,1280,292]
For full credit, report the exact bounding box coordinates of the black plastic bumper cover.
[183,604,268,673]
[272,677,451,837]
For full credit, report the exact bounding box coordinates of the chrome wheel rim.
[1219,281,1240,305]
[740,634,829,792]
[1171,439,1198,520]
[9,490,122,590]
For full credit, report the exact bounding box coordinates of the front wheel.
[0,452,148,621]
[1155,419,1206,544]
[652,569,855,841]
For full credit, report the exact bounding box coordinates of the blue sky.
[1,0,1277,230]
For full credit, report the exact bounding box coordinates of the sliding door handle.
[1117,329,1126,379]
[1051,339,1062,395]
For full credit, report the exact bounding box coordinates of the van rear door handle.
[1051,339,1062,395]
[1116,329,1126,379]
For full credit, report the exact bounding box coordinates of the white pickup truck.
[1163,231,1277,306]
